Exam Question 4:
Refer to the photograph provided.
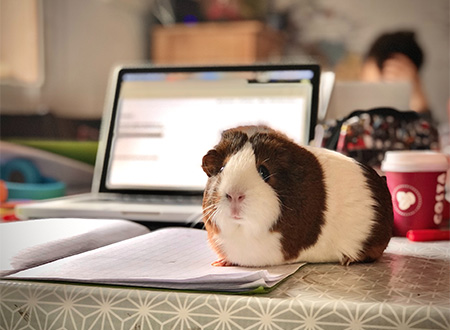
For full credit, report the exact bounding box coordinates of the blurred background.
[0,0,448,139]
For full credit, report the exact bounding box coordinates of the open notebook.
[16,64,320,223]
[1,218,305,293]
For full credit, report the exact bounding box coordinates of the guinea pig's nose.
[226,192,246,203]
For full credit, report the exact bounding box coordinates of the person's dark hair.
[365,31,424,71]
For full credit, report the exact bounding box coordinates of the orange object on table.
[0,180,8,202]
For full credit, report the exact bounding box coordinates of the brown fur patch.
[248,131,327,261]
[202,177,224,258]
[357,163,394,262]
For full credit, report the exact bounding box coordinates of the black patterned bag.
[323,107,440,168]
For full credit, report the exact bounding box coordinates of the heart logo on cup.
[396,191,417,210]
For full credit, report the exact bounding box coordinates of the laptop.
[16,64,320,223]
[323,81,411,121]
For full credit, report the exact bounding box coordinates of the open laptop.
[17,64,320,223]
[323,81,411,121]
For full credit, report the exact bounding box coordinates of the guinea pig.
[201,125,393,267]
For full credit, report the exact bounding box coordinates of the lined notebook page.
[8,227,304,292]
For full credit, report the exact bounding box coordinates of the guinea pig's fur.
[201,125,393,267]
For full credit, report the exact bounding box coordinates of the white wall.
[41,0,153,119]
[0,0,153,119]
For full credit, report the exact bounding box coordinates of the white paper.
[7,227,304,292]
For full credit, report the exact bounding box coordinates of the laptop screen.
[98,65,320,194]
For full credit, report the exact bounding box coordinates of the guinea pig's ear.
[202,149,223,177]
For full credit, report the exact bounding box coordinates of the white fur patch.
[294,146,376,263]
[211,143,284,266]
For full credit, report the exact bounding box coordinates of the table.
[1,238,449,329]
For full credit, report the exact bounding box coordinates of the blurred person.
[360,31,430,118]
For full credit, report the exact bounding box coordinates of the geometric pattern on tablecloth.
[1,238,449,330]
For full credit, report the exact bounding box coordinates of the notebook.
[16,64,320,223]
[323,81,411,121]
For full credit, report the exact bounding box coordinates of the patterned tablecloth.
[1,237,449,330]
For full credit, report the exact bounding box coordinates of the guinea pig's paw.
[339,255,357,266]
[211,258,235,267]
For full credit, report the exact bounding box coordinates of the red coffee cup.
[381,151,449,236]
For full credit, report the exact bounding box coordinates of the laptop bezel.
[93,64,321,196]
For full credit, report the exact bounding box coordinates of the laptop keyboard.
[96,194,204,205]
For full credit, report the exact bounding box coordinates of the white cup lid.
[381,151,449,173]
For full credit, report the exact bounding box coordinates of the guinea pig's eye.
[258,165,270,182]
[219,166,224,173]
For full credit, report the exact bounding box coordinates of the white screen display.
[106,78,313,191]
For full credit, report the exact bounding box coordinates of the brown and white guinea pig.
[201,125,393,267]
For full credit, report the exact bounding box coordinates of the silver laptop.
[16,64,320,223]
[323,81,411,121]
